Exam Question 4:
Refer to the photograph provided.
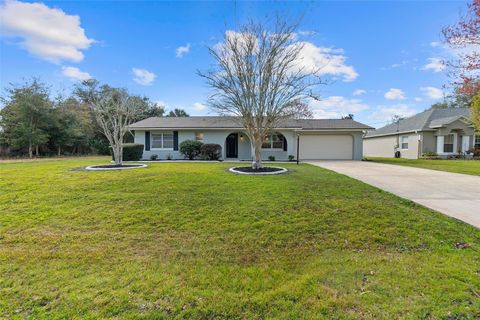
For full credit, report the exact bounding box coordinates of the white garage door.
[299,135,353,160]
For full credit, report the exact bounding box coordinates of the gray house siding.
[134,129,364,161]
[134,129,297,160]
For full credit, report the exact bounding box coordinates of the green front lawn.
[367,157,480,176]
[1,158,479,319]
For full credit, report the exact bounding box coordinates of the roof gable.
[365,108,471,137]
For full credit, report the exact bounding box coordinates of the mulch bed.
[90,164,143,169]
[231,166,285,173]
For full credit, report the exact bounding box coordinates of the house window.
[475,136,480,148]
[444,134,454,153]
[151,132,174,149]
[262,133,284,149]
[195,132,204,142]
[400,136,409,150]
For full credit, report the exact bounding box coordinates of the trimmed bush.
[200,144,222,160]
[122,143,144,161]
[288,155,295,161]
[150,154,158,160]
[268,155,275,161]
[179,140,203,160]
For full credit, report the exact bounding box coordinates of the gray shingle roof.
[129,116,373,130]
[365,108,471,138]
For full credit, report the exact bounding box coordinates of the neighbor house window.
[444,134,454,153]
[195,132,204,142]
[400,136,409,149]
[475,136,480,148]
[262,133,284,149]
[151,132,174,149]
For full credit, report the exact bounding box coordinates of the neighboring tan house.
[364,108,478,159]
[129,116,373,161]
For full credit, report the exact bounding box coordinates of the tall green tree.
[166,108,189,117]
[0,79,53,158]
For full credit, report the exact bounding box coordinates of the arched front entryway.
[224,132,252,160]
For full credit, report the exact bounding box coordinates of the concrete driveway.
[307,161,480,229]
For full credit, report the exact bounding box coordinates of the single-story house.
[364,108,479,159]
[129,116,373,161]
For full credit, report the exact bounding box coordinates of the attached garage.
[299,134,354,160]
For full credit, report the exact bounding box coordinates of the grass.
[366,157,480,176]
[0,157,479,319]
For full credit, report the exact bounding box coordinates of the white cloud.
[0,0,93,63]
[176,43,191,58]
[295,42,358,81]
[381,60,408,70]
[215,31,357,82]
[370,104,417,122]
[297,30,317,37]
[132,68,156,86]
[414,97,423,102]
[421,86,443,99]
[62,66,91,81]
[422,58,446,72]
[430,41,441,47]
[192,102,206,111]
[352,89,366,96]
[309,96,369,118]
[384,88,406,100]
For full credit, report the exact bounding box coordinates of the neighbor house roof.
[365,108,472,138]
[129,116,373,130]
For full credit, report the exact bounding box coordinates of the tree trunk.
[28,143,33,159]
[112,145,122,166]
[35,145,39,157]
[251,137,263,169]
[57,146,61,156]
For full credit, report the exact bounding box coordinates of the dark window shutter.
[283,136,288,151]
[173,131,179,151]
[145,131,150,151]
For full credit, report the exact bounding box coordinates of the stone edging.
[85,164,148,171]
[229,167,288,175]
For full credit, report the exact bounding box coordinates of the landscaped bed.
[229,166,288,175]
[0,157,479,319]
[367,157,480,176]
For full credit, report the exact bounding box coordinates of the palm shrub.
[179,140,203,160]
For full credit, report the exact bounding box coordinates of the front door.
[226,133,238,158]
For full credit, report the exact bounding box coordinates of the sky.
[0,0,470,128]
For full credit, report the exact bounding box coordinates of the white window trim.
[151,132,174,150]
[400,136,409,150]
[261,133,285,150]
[437,133,457,155]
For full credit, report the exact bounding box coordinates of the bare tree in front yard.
[199,19,321,169]
[75,80,142,165]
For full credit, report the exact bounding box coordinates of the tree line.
[0,79,189,158]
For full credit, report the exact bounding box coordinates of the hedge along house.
[128,116,372,161]
[363,108,478,159]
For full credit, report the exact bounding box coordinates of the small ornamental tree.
[199,19,319,169]
[75,80,143,165]
[442,0,480,96]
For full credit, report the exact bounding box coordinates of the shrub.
[200,144,222,160]
[268,155,275,161]
[474,148,480,158]
[179,140,203,160]
[122,143,144,161]
[150,154,158,161]
[166,153,173,160]
[288,155,295,161]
